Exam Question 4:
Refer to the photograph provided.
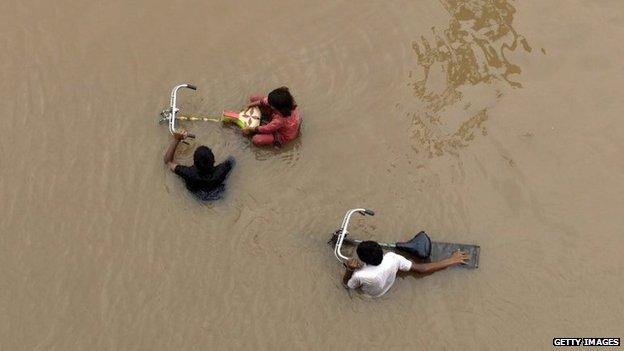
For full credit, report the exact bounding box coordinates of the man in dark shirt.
[163,130,235,200]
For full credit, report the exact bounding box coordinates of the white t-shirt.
[347,252,413,297]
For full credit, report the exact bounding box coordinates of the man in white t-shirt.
[343,241,469,297]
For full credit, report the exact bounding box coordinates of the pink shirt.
[256,97,300,144]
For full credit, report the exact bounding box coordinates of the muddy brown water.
[1,0,623,350]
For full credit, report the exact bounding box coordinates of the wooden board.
[431,241,480,269]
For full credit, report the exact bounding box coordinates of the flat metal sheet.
[430,241,480,269]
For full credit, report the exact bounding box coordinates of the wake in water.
[409,0,533,157]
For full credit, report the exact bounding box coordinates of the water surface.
[1,0,623,349]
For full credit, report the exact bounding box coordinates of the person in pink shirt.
[242,87,301,147]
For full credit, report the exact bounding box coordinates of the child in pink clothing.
[243,87,301,147]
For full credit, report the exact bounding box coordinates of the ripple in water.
[409,0,533,157]
[253,136,302,167]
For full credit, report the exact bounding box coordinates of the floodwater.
[1,0,623,349]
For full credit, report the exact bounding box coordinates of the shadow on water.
[408,0,533,157]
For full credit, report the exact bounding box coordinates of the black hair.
[193,146,215,174]
[267,86,296,117]
[356,241,384,266]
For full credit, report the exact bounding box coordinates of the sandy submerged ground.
[1,0,623,350]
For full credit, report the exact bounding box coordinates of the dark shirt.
[174,156,235,201]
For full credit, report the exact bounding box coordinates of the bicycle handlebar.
[334,208,375,262]
[168,83,197,136]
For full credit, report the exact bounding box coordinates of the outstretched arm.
[163,131,187,171]
[410,250,469,274]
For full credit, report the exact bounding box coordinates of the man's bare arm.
[342,269,355,288]
[163,131,187,171]
[410,250,469,274]
[342,258,362,289]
